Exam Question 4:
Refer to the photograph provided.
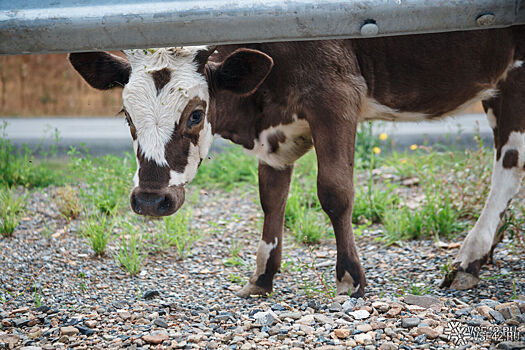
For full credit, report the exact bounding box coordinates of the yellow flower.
[410,144,418,151]
[379,133,388,141]
[400,158,407,164]
[373,147,381,154]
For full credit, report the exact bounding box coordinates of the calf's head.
[69,47,273,216]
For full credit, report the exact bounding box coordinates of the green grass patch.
[81,212,115,256]
[156,208,196,259]
[0,187,25,237]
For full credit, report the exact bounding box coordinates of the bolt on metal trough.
[1,0,524,55]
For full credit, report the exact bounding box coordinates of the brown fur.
[151,68,172,95]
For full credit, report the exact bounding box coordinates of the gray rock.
[154,318,169,328]
[478,299,501,308]
[401,317,420,328]
[13,318,30,327]
[415,334,426,344]
[455,307,472,316]
[404,294,443,310]
[253,312,275,327]
[328,302,342,313]
[20,347,42,350]
[489,310,506,323]
[279,311,301,320]
[496,341,525,350]
[342,299,357,312]
[349,309,370,320]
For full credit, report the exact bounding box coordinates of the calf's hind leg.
[237,163,293,297]
[442,64,525,290]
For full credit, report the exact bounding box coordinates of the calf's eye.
[187,110,204,127]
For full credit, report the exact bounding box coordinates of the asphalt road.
[1,114,492,156]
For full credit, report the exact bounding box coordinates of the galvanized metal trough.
[1,0,524,55]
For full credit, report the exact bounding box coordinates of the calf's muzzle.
[130,186,185,216]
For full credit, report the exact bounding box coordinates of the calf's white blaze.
[122,47,213,186]
[455,131,524,269]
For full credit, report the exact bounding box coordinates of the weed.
[81,212,114,256]
[55,185,81,221]
[0,187,25,237]
[116,222,146,275]
[32,283,42,308]
[227,273,244,284]
[157,208,196,259]
[223,238,246,267]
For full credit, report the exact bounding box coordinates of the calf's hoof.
[336,271,365,298]
[237,282,272,298]
[440,270,479,290]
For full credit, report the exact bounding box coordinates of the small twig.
[3,265,45,307]
[306,247,334,301]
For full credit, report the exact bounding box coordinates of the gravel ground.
[0,186,524,350]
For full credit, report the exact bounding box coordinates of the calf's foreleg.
[237,163,293,297]
[307,102,366,297]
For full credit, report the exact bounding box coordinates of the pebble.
[60,326,79,336]
[143,290,160,300]
[333,328,350,339]
[401,317,420,328]
[489,310,506,323]
[253,311,276,327]
[153,317,169,328]
[349,310,370,320]
[142,331,169,344]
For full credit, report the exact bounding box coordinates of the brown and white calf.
[69,26,525,297]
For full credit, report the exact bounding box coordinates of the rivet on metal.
[361,22,379,36]
[476,13,495,26]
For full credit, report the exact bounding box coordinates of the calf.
[69,26,525,297]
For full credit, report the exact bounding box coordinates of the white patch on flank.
[362,89,497,122]
[122,47,210,167]
[486,108,497,129]
[246,114,313,169]
[132,140,140,188]
[361,99,428,122]
[254,237,279,277]
[455,131,524,269]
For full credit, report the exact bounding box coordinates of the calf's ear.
[212,48,273,96]
[69,52,131,90]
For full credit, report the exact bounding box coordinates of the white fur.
[362,89,497,122]
[246,115,312,169]
[486,108,497,129]
[122,47,213,186]
[132,140,140,188]
[336,271,360,295]
[254,237,279,277]
[455,131,524,269]
[511,60,523,70]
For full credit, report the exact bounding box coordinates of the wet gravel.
[0,186,524,349]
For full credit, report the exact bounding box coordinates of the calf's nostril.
[157,195,172,214]
[131,195,142,214]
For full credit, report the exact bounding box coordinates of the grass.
[55,185,82,221]
[157,208,196,259]
[116,221,146,275]
[81,212,115,256]
[0,187,25,237]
